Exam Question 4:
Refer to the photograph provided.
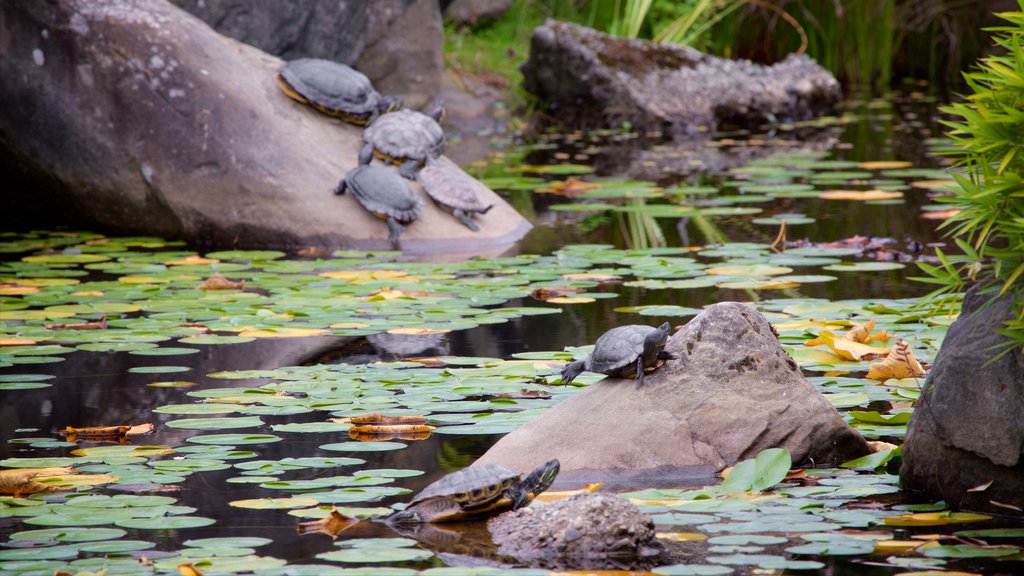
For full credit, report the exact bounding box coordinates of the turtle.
[278,58,402,125]
[416,156,495,231]
[334,165,424,243]
[360,106,447,179]
[386,459,560,525]
[561,322,674,388]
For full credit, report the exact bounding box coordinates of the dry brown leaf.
[348,413,427,425]
[197,275,245,290]
[804,330,891,361]
[866,339,926,381]
[534,482,602,503]
[348,424,436,435]
[348,430,433,442]
[296,508,359,538]
[46,316,108,331]
[539,177,600,196]
[867,440,899,453]
[62,423,153,440]
[530,286,584,301]
[0,467,76,496]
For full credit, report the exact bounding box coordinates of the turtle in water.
[334,165,423,243]
[278,58,402,125]
[561,322,674,388]
[387,459,560,525]
[360,106,446,179]
[417,156,494,231]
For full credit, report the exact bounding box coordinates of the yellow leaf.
[37,474,119,489]
[884,512,991,526]
[867,339,926,381]
[0,337,37,346]
[546,296,597,304]
[656,532,708,542]
[71,290,106,296]
[319,270,408,282]
[819,189,904,201]
[873,539,940,553]
[911,179,957,190]
[237,327,329,338]
[804,330,890,361]
[179,563,206,576]
[773,318,850,331]
[560,272,619,281]
[859,161,913,170]
[386,327,451,335]
[534,483,602,503]
[0,467,76,496]
[165,255,220,266]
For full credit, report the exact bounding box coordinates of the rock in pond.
[0,0,529,254]
[522,20,841,136]
[488,493,664,569]
[901,287,1024,513]
[476,302,871,486]
[171,0,443,109]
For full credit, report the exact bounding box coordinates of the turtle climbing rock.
[417,156,494,231]
[561,322,674,388]
[278,58,402,125]
[387,459,560,524]
[360,107,447,179]
[334,165,423,243]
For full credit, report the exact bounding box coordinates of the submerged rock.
[171,0,443,109]
[476,302,870,486]
[901,288,1024,513]
[522,21,841,136]
[0,0,529,253]
[488,493,664,569]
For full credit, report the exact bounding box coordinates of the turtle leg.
[333,177,348,196]
[560,359,586,384]
[453,209,479,232]
[359,143,374,166]
[398,160,421,180]
[634,356,646,389]
[385,216,405,244]
[658,350,677,361]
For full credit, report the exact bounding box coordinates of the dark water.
[3,88,1002,573]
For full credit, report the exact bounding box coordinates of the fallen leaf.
[348,431,432,442]
[165,255,220,266]
[530,286,584,301]
[656,532,708,541]
[62,423,153,441]
[0,283,40,295]
[0,337,37,346]
[296,508,359,538]
[922,208,962,220]
[539,177,600,195]
[348,424,436,435]
[867,339,926,381]
[178,563,205,576]
[873,539,939,553]
[196,275,245,290]
[843,319,891,344]
[911,179,957,190]
[859,160,913,170]
[386,327,451,335]
[319,269,408,282]
[0,467,76,496]
[885,512,991,526]
[71,290,105,296]
[534,482,602,503]
[237,327,329,338]
[804,330,891,361]
[46,316,108,331]
[867,440,899,453]
[346,413,427,425]
[819,189,904,201]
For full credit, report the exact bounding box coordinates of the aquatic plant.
[915,4,1024,353]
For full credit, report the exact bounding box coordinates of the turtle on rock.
[561,323,674,388]
[417,156,494,231]
[360,106,447,179]
[387,459,560,524]
[334,165,423,244]
[278,58,402,125]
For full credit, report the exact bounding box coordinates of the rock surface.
[522,21,841,136]
[901,288,1024,513]
[170,0,444,109]
[445,0,514,25]
[489,493,664,569]
[0,0,529,253]
[476,302,870,486]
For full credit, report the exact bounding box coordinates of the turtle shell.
[586,324,661,375]
[417,156,493,213]
[410,463,520,509]
[278,58,382,122]
[363,109,447,163]
[345,166,423,223]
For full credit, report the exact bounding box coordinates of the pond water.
[2,88,1022,575]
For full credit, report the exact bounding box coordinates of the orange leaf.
[819,189,904,201]
[0,467,76,496]
[804,330,891,361]
[196,275,245,290]
[178,563,205,576]
[347,413,427,425]
[296,508,359,538]
[348,424,436,435]
[866,339,926,381]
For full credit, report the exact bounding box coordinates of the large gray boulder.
[477,302,870,486]
[901,288,1024,513]
[0,0,530,253]
[522,21,841,136]
[170,0,444,109]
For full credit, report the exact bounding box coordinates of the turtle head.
[511,458,560,509]
[385,507,422,526]
[382,95,404,114]
[427,101,446,124]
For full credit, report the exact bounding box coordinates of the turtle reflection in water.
[561,322,675,388]
[334,165,423,243]
[277,58,402,125]
[387,460,560,524]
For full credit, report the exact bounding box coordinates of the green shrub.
[915,3,1024,354]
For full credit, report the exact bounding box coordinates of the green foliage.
[915,4,1024,352]
[608,0,747,49]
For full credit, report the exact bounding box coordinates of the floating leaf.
[867,339,926,381]
[885,512,991,526]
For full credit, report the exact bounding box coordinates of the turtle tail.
[479,203,495,215]
[561,360,586,384]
